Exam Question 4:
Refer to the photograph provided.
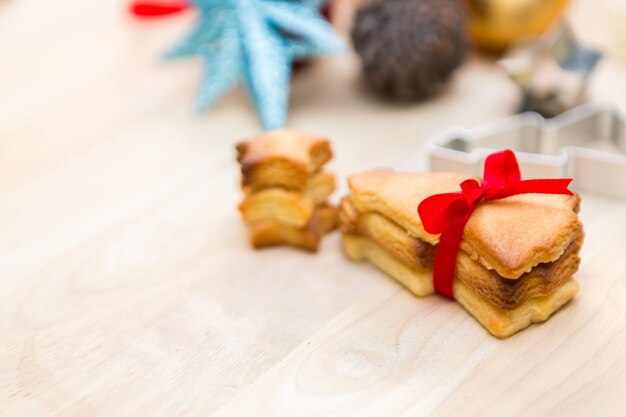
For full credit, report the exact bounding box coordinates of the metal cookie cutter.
[428,101,626,199]
[500,21,603,117]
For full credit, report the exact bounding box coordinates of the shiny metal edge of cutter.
[428,101,626,199]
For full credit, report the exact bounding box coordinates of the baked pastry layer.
[348,169,582,279]
[340,197,436,270]
[249,203,337,252]
[340,197,582,310]
[236,129,332,191]
[240,172,335,227]
[342,234,579,338]
[244,171,336,202]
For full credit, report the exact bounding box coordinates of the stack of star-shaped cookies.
[236,129,337,251]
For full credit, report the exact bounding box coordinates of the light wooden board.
[1,0,626,416]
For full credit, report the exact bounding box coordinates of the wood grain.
[1,0,625,416]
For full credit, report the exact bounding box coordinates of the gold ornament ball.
[468,0,570,53]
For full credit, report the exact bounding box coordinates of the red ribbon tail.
[492,178,573,199]
[130,1,190,17]
[431,199,475,299]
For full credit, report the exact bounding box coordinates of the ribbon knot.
[460,179,484,205]
[417,149,573,299]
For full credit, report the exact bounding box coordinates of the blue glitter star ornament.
[167,0,345,130]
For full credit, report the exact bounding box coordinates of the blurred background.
[1,0,625,175]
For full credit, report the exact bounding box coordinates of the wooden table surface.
[2,0,626,416]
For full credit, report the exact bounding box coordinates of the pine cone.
[351,0,469,100]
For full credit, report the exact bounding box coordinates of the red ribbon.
[130,1,190,17]
[417,150,573,299]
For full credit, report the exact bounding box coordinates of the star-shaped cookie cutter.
[428,101,626,199]
[500,21,603,117]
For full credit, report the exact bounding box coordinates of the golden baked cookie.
[249,203,338,252]
[243,171,335,202]
[240,171,335,227]
[236,128,332,191]
[348,169,582,279]
[341,168,584,337]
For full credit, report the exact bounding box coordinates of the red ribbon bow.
[417,149,573,299]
